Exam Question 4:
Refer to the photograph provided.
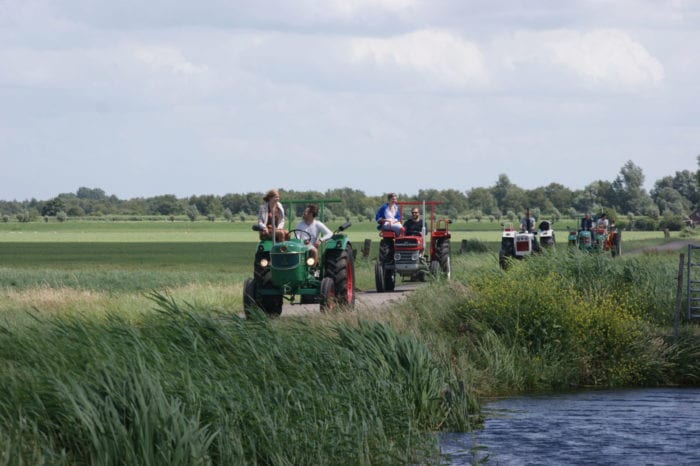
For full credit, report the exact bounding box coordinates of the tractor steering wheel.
[289,229,313,243]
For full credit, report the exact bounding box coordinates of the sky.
[1,0,698,201]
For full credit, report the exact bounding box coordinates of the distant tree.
[41,197,65,216]
[16,211,31,222]
[189,195,222,216]
[652,187,690,215]
[612,160,654,214]
[2,214,9,223]
[66,205,85,217]
[185,205,199,221]
[223,208,233,222]
[466,187,498,215]
[651,170,698,213]
[544,183,574,213]
[207,214,216,222]
[76,187,107,200]
[147,195,181,216]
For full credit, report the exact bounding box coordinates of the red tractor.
[375,201,451,292]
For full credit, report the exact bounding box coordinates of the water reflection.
[441,388,700,465]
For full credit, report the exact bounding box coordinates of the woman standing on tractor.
[257,189,286,242]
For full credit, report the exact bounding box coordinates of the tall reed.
[0,292,476,464]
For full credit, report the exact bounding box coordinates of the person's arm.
[375,205,386,224]
[258,204,268,230]
[317,221,333,244]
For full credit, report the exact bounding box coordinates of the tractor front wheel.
[374,261,385,292]
[384,267,395,291]
[243,278,257,317]
[260,295,282,317]
[320,277,336,312]
[437,239,451,279]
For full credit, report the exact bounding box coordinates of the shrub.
[658,215,685,231]
[56,211,67,222]
[185,205,199,221]
[632,216,658,231]
[460,239,489,253]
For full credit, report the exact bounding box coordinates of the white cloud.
[349,29,487,88]
[501,29,665,90]
[132,46,204,76]
[326,0,419,17]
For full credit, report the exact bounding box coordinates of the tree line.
[1,160,698,228]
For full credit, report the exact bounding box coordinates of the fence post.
[674,252,685,342]
[361,239,372,258]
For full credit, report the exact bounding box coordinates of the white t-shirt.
[295,219,332,245]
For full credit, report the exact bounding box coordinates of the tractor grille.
[394,237,423,270]
[395,238,421,249]
[271,252,301,270]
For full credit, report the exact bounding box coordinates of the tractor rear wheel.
[324,246,355,308]
[319,277,336,312]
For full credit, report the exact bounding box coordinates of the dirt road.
[281,283,419,316]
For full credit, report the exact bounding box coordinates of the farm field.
[0,219,688,321]
[0,218,672,243]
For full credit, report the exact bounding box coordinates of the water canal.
[441,388,700,465]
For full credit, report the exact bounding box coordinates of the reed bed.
[0,293,476,465]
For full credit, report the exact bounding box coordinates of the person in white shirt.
[597,213,609,230]
[295,204,332,263]
[257,189,286,241]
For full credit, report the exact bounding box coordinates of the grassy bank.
[0,230,698,463]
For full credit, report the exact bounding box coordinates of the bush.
[658,215,685,231]
[450,252,681,391]
[632,216,658,231]
[460,239,489,253]
[56,211,67,222]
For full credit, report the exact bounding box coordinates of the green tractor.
[243,222,355,316]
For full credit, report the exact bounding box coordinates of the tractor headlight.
[306,257,316,267]
[259,258,269,267]
[394,252,401,261]
[411,252,419,260]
